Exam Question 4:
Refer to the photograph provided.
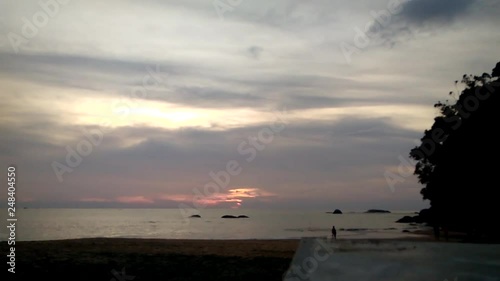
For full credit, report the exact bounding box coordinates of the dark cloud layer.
[370,0,483,45]
[0,51,436,113]
[0,52,178,92]
[0,115,424,209]
[401,0,474,24]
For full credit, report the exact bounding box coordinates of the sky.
[0,0,499,211]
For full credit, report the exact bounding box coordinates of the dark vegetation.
[409,61,500,242]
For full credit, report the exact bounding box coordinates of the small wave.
[340,228,370,232]
[284,227,329,232]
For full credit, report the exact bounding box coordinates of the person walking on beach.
[331,225,337,239]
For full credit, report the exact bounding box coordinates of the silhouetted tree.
[410,62,500,240]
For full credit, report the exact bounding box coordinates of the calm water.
[0,209,426,241]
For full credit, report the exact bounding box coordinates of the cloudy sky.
[1,0,499,210]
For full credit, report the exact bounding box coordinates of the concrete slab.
[283,238,500,281]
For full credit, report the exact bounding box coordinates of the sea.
[0,209,427,241]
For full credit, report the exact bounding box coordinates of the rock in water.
[396,216,414,223]
[365,209,391,213]
[221,215,238,219]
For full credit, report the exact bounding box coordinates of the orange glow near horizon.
[76,187,275,207]
[160,187,275,208]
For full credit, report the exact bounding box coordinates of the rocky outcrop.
[418,208,432,222]
[221,215,249,219]
[333,209,342,214]
[396,208,431,224]
[189,215,201,218]
[396,216,415,223]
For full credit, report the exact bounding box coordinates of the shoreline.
[0,237,412,278]
[5,233,433,242]
[2,227,435,243]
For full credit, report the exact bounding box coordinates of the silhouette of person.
[331,225,337,239]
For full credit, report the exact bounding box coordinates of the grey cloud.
[0,52,182,93]
[366,0,489,46]
[150,86,266,109]
[281,94,372,110]
[399,0,475,24]
[247,46,263,59]
[232,0,342,30]
[0,114,423,209]
[2,52,433,111]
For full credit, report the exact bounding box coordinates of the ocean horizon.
[1,208,427,241]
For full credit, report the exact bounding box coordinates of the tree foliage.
[410,62,500,237]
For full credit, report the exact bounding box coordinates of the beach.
[5,234,498,281]
[3,238,299,280]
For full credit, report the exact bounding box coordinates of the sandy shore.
[2,238,299,281]
[4,233,459,281]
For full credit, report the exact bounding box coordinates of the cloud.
[0,52,176,93]
[166,86,265,108]
[368,0,483,45]
[0,111,426,209]
[247,46,263,59]
[400,0,475,24]
[80,198,112,203]
[116,196,155,204]
[159,187,275,208]
[105,187,277,208]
